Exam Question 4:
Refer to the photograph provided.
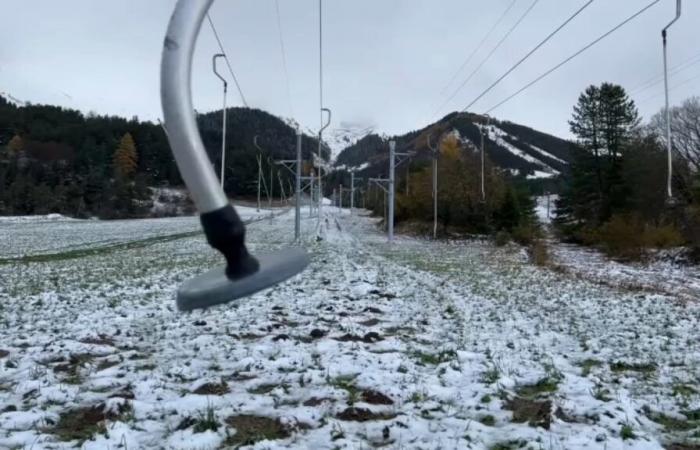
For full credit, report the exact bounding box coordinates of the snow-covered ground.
[0,209,699,449]
[535,195,557,225]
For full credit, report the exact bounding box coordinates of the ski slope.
[0,210,698,449]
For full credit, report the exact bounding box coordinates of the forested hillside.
[0,95,324,218]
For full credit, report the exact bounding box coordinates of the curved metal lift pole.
[662,0,681,202]
[317,108,331,219]
[161,0,309,311]
[212,53,227,190]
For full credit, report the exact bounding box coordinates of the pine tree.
[113,132,138,178]
[599,83,640,158]
[569,85,603,195]
[559,83,639,231]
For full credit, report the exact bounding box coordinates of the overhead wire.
[274,0,294,117]
[431,0,541,118]
[438,0,518,97]
[319,0,324,129]
[458,0,595,114]
[638,71,700,104]
[630,52,700,96]
[482,0,662,114]
[206,12,249,107]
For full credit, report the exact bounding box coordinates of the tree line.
[556,83,700,260]
[361,133,538,245]
[0,96,323,218]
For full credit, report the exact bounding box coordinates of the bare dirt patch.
[193,381,229,396]
[504,397,552,429]
[49,402,130,443]
[336,407,396,422]
[224,415,291,447]
[361,390,394,405]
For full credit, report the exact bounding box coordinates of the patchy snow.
[0,213,78,224]
[333,162,370,173]
[149,187,193,217]
[0,209,698,449]
[535,195,557,224]
[527,143,568,166]
[479,124,560,177]
[526,170,557,180]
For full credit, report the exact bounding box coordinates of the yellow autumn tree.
[393,132,508,232]
[113,132,138,178]
[7,135,24,155]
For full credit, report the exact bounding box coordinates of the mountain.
[329,112,575,189]
[325,121,376,157]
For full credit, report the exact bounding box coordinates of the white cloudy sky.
[1,0,698,144]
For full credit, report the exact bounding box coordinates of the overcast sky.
[1,0,698,147]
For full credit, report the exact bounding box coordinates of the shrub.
[595,214,684,260]
[597,214,645,260]
[512,223,539,246]
[529,240,550,266]
[494,231,511,247]
[681,206,700,259]
[642,224,684,249]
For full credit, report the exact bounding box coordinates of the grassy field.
[0,209,698,449]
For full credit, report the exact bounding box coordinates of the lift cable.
[206,12,248,107]
[483,0,662,114]
[459,0,595,114]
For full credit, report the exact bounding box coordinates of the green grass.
[609,361,657,374]
[489,440,528,450]
[592,385,612,402]
[579,358,602,377]
[479,415,496,426]
[481,367,501,385]
[673,384,698,397]
[647,412,697,432]
[516,377,559,398]
[193,405,219,433]
[412,349,457,366]
[327,374,360,405]
[0,231,202,265]
[620,424,636,440]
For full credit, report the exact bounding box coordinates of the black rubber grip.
[200,205,260,279]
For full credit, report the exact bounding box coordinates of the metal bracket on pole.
[268,155,274,208]
[212,53,228,190]
[368,178,389,193]
[349,171,363,214]
[295,127,302,240]
[317,108,331,218]
[662,0,681,202]
[276,160,297,172]
[388,141,395,242]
